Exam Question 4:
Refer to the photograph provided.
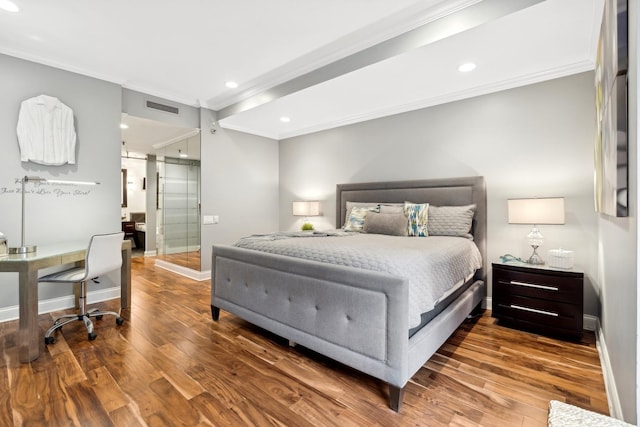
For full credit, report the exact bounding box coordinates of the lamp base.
[8,245,37,254]
[527,245,544,265]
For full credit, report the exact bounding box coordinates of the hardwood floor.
[156,250,201,271]
[0,256,608,426]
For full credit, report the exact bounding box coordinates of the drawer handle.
[510,304,558,317]
[510,280,559,291]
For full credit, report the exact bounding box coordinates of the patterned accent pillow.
[404,202,429,237]
[427,204,476,239]
[343,206,377,232]
[344,202,379,227]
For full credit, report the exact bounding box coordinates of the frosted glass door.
[163,162,200,254]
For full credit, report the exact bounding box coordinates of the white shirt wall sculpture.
[16,94,76,165]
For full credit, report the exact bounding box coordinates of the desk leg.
[121,246,132,309]
[18,269,39,363]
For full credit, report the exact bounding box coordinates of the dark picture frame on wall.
[121,168,128,208]
[594,0,628,217]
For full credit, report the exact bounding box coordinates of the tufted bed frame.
[211,176,487,411]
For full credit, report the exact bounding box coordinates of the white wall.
[280,72,599,316]
[199,108,280,272]
[0,53,122,308]
[599,0,638,422]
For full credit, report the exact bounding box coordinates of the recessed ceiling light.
[280,116,291,123]
[458,62,476,72]
[0,0,19,12]
[225,81,238,89]
[120,123,129,129]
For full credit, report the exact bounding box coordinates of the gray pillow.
[379,204,404,214]
[427,204,476,239]
[363,212,408,236]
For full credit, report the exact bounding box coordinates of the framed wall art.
[594,0,628,217]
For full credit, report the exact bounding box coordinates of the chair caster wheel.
[116,317,124,326]
[88,333,97,341]
[95,315,103,320]
[44,336,55,345]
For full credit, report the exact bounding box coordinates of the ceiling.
[120,115,201,160]
[0,0,604,143]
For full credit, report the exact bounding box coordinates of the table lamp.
[507,197,565,265]
[9,176,100,254]
[292,201,320,230]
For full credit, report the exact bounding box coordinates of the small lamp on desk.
[507,197,565,265]
[8,176,100,254]
[292,201,320,230]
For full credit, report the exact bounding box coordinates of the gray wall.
[145,154,158,253]
[0,53,122,307]
[280,72,599,316]
[199,108,279,272]
[598,1,638,422]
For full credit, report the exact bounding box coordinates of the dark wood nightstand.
[492,261,584,339]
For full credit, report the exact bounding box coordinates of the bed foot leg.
[466,301,484,320]
[211,305,220,321]
[389,384,404,412]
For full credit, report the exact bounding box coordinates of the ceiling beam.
[217,0,544,120]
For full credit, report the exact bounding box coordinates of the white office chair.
[39,232,125,344]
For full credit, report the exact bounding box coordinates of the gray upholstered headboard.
[336,176,487,284]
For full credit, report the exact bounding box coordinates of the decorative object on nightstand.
[547,249,574,269]
[292,200,320,230]
[507,197,565,265]
[492,261,583,339]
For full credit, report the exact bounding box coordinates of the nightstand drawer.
[494,295,582,333]
[493,268,581,304]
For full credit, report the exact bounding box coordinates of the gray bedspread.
[234,231,482,328]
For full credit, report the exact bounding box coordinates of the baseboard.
[0,286,121,324]
[594,317,624,420]
[583,314,597,332]
[144,249,157,257]
[483,296,492,310]
[154,260,211,281]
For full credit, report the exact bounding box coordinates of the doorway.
[121,114,202,271]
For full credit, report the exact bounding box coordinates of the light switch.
[203,215,214,225]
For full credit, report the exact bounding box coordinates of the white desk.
[0,240,132,362]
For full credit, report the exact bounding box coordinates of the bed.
[211,176,487,411]
[130,212,146,251]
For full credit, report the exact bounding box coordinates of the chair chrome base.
[44,284,124,344]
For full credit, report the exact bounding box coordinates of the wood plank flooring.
[0,256,608,426]
[155,251,201,271]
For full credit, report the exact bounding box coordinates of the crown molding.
[0,47,202,107]
[151,128,201,150]
[215,0,545,120]
[218,121,279,141]
[274,60,594,140]
[206,0,485,111]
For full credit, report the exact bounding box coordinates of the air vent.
[146,100,179,115]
